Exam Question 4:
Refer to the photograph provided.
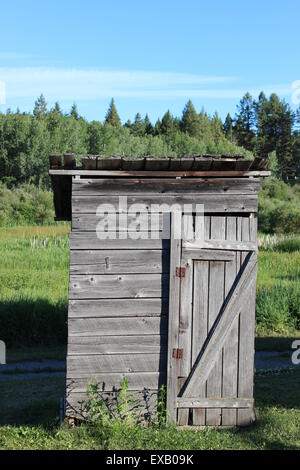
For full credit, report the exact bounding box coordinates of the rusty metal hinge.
[172,348,183,359]
[176,267,186,278]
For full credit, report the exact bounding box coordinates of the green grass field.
[257,249,300,334]
[0,225,299,450]
[0,225,69,348]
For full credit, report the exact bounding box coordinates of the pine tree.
[161,110,175,135]
[223,113,233,142]
[173,116,181,132]
[256,93,280,156]
[104,98,121,127]
[88,120,103,154]
[255,92,267,124]
[198,108,210,139]
[292,130,300,177]
[144,114,154,135]
[277,103,294,180]
[48,102,63,135]
[71,103,79,120]
[255,93,295,179]
[212,112,224,141]
[33,94,47,119]
[154,118,161,135]
[181,100,199,137]
[234,92,256,151]
[53,102,62,115]
[131,113,145,136]
[293,107,300,176]
[255,92,269,155]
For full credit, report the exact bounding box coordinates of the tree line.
[0,93,299,188]
[224,92,300,180]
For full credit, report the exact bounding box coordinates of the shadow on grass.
[255,369,300,409]
[234,419,300,450]
[0,298,67,347]
[0,298,67,426]
[255,336,299,351]
[1,369,299,429]
[0,376,65,426]
[6,345,67,363]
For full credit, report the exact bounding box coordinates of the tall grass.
[256,284,300,334]
[0,182,55,227]
[259,233,300,252]
[258,179,300,234]
[256,245,300,334]
[0,226,70,346]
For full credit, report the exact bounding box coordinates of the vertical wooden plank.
[236,216,242,279]
[191,213,210,425]
[237,216,256,426]
[203,215,211,425]
[192,260,209,425]
[194,211,205,242]
[241,217,250,264]
[222,216,238,426]
[166,212,182,424]
[177,214,193,425]
[249,213,257,244]
[204,215,211,242]
[206,216,225,426]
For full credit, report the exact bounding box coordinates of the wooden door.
[167,212,258,426]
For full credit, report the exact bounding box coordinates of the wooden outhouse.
[49,154,269,427]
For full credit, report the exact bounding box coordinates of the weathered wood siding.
[67,179,171,417]
[66,178,259,422]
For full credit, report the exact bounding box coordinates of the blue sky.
[0,0,299,122]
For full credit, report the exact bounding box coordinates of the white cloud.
[0,66,295,103]
[0,67,237,101]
